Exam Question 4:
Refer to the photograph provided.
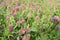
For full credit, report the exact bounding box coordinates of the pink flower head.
[6,16,10,22]
[21,18,25,24]
[11,12,17,17]
[12,7,15,11]
[36,16,40,22]
[26,28,31,33]
[30,6,34,13]
[53,16,59,21]
[20,29,25,35]
[51,16,59,23]
[15,6,21,11]
[22,34,30,40]
[26,34,30,40]
[0,2,4,8]
[8,24,13,32]
[16,21,20,26]
[17,36,20,40]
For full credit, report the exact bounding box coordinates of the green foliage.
[0,0,60,40]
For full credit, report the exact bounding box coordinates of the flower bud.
[15,6,21,11]
[20,29,25,35]
[12,7,15,11]
[6,16,10,22]
[26,34,30,40]
[36,16,40,22]
[11,12,17,17]
[30,6,34,13]
[0,2,4,8]
[51,16,59,23]
[22,34,30,40]
[26,28,31,33]
[21,18,25,24]
[8,24,13,32]
[16,21,20,26]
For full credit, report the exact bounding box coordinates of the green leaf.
[30,26,37,32]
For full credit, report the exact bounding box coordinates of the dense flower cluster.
[0,0,60,40]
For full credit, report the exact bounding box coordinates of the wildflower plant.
[0,0,60,40]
